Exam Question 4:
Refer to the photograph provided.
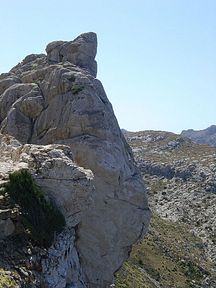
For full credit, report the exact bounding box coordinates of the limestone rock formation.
[0,133,93,287]
[46,32,97,77]
[0,32,150,287]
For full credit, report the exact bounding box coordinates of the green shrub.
[31,63,38,70]
[181,261,203,280]
[4,169,65,247]
[71,84,84,94]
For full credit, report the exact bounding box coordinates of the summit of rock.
[0,33,150,287]
[46,32,97,77]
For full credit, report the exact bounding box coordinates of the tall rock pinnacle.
[0,32,150,287]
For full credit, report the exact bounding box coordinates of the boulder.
[0,74,21,95]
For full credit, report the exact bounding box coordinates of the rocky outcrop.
[0,134,95,286]
[0,33,150,287]
[181,125,216,147]
[46,32,97,77]
[138,160,192,181]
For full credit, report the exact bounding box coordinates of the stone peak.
[46,32,97,77]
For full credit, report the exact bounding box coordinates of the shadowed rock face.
[0,32,150,287]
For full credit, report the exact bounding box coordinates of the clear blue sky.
[1,0,216,133]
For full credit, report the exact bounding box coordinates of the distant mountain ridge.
[181,125,216,147]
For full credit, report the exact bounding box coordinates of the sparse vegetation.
[115,214,215,288]
[31,63,38,70]
[71,83,84,94]
[4,169,65,247]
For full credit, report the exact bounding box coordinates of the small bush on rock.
[71,84,84,94]
[4,169,65,247]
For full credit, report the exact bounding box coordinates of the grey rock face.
[0,83,45,143]
[0,33,150,287]
[42,228,87,288]
[46,32,97,77]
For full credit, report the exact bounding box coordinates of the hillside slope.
[116,130,216,288]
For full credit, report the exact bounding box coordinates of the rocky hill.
[116,130,216,287]
[0,33,150,287]
[181,125,216,147]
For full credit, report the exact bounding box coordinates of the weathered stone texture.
[0,32,150,287]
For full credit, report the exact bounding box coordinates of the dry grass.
[115,214,214,288]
